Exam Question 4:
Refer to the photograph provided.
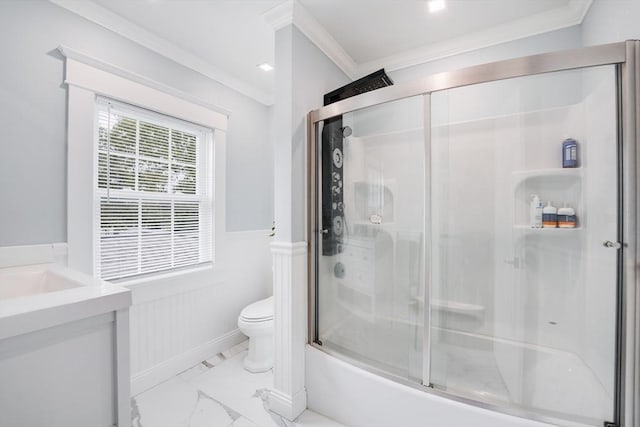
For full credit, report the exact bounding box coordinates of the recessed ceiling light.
[257,63,274,72]
[427,0,446,13]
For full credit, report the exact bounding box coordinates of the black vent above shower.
[320,70,394,256]
[323,69,394,106]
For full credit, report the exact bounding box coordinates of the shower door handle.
[320,229,329,234]
[603,240,622,249]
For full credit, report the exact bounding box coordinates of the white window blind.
[95,98,213,281]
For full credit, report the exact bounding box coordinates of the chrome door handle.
[603,240,622,249]
[321,229,329,234]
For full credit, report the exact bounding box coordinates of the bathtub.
[307,325,609,427]
[0,263,131,427]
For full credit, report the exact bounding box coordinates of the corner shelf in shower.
[513,225,582,235]
[512,167,583,229]
[511,167,583,187]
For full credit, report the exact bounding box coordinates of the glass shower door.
[316,95,426,382]
[428,65,619,425]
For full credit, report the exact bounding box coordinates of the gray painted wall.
[291,26,351,241]
[0,0,273,246]
[273,25,350,242]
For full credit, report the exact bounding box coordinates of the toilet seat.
[240,296,273,322]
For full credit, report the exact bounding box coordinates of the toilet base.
[243,355,273,373]
[238,317,274,373]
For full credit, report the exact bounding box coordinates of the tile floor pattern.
[132,340,345,427]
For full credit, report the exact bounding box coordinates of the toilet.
[237,296,274,372]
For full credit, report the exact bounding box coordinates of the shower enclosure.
[308,41,640,427]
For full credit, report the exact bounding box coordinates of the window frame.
[63,51,228,283]
[94,98,214,281]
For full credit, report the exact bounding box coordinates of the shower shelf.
[512,167,583,228]
[511,167,583,187]
[513,225,582,234]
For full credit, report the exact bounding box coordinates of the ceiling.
[50,0,593,105]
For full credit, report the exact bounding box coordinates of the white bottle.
[530,194,543,228]
[543,201,558,228]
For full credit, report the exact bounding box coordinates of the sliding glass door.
[315,96,426,382]
[428,65,619,425]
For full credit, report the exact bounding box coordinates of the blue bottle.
[562,138,578,168]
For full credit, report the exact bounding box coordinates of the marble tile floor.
[132,340,345,427]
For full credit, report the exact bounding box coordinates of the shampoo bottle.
[562,138,578,168]
[558,203,577,228]
[543,201,558,228]
[530,195,543,228]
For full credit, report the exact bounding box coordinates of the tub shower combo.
[307,41,640,426]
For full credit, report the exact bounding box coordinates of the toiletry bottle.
[542,201,558,228]
[558,203,577,228]
[562,138,578,168]
[530,194,543,228]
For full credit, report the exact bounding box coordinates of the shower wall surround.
[308,41,639,427]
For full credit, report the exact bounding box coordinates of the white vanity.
[0,263,131,427]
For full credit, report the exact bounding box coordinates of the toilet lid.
[240,296,274,322]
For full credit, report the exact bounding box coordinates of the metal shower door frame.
[307,40,639,427]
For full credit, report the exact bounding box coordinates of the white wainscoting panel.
[128,230,273,395]
[268,241,308,420]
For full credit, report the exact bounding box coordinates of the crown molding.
[50,0,593,103]
[49,0,274,105]
[57,45,232,117]
[266,0,592,80]
[262,0,295,31]
[263,0,357,79]
[356,0,594,77]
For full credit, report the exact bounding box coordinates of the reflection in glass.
[317,96,425,382]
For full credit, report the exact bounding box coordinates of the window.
[95,98,213,280]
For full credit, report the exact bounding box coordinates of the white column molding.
[66,84,96,275]
[268,241,308,420]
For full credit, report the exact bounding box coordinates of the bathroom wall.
[0,0,274,394]
[389,26,582,85]
[129,230,273,394]
[0,0,273,242]
[273,25,350,242]
[581,0,640,46]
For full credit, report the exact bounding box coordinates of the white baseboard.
[267,388,308,421]
[130,328,246,396]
